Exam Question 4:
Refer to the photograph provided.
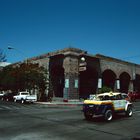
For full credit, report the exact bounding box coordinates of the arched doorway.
[119,72,130,93]
[102,69,116,90]
[79,67,98,99]
[50,65,64,97]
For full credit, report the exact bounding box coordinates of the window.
[115,94,122,100]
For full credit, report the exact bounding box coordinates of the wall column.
[129,80,134,92]
[97,78,102,93]
[63,55,79,100]
[114,79,120,92]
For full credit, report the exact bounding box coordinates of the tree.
[0,49,6,62]
[0,65,18,91]
[0,62,49,101]
[98,86,112,94]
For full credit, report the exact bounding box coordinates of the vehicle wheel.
[125,106,133,117]
[1,98,3,101]
[21,99,25,104]
[14,99,17,102]
[84,111,93,120]
[6,98,9,101]
[104,110,113,121]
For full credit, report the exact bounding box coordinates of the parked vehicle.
[128,92,140,101]
[13,91,37,103]
[0,92,4,99]
[1,92,17,101]
[83,92,133,121]
[0,91,4,99]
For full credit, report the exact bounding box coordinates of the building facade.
[28,47,140,100]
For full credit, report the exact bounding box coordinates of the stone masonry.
[26,47,140,100]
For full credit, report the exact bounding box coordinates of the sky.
[0,0,140,64]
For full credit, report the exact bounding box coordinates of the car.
[128,92,140,101]
[83,92,133,121]
[1,92,17,101]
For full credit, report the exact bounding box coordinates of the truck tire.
[21,99,25,104]
[125,106,133,117]
[84,111,93,120]
[104,110,113,121]
[14,99,17,102]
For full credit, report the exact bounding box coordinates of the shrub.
[98,86,112,94]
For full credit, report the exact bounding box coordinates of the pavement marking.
[0,105,28,110]
[0,105,11,109]
[134,110,140,113]
[0,104,42,111]
[133,105,140,107]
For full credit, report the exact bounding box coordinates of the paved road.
[0,101,140,140]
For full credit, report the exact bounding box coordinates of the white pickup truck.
[0,91,5,99]
[13,91,37,103]
[0,92,4,99]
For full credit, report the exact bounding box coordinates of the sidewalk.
[35,100,83,107]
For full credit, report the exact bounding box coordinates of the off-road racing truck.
[83,92,133,121]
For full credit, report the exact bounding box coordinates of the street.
[0,101,140,140]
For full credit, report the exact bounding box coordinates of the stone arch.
[79,66,98,99]
[119,72,131,93]
[118,70,132,80]
[102,69,117,90]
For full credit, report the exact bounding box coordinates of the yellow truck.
[83,92,133,121]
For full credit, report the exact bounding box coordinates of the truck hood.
[84,100,112,105]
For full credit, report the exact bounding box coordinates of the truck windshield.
[90,95,101,101]
[89,95,112,101]
[21,92,29,95]
[92,95,111,101]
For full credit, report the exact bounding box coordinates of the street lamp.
[8,46,28,64]
[80,57,86,62]
[8,46,30,92]
[8,47,14,50]
[79,56,87,72]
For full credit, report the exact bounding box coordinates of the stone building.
[28,47,140,100]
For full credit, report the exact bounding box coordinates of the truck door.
[113,94,126,111]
